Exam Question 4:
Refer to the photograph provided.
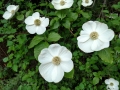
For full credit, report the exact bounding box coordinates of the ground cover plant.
[0,0,120,90]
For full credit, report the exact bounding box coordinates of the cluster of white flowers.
[2,1,118,84]
[105,78,119,90]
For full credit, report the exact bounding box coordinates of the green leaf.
[25,10,32,17]
[17,14,24,20]
[67,12,78,21]
[93,77,99,85]
[80,11,91,19]
[50,17,60,29]
[63,20,70,29]
[97,48,113,64]
[56,10,67,19]
[47,32,62,42]
[64,69,74,78]
[12,64,18,72]
[28,35,44,49]
[34,42,49,60]
[3,57,8,62]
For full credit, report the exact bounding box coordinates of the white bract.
[51,0,74,10]
[105,78,119,90]
[38,44,73,83]
[81,0,93,7]
[77,21,114,53]
[3,5,19,20]
[25,12,49,35]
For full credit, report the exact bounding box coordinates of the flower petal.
[38,48,53,64]
[51,66,64,83]
[105,79,110,84]
[51,0,73,10]
[26,25,36,34]
[59,46,72,61]
[77,39,93,53]
[41,18,49,27]
[32,12,40,19]
[48,44,61,56]
[82,0,93,7]
[25,16,34,25]
[3,11,12,19]
[99,29,114,42]
[80,30,90,35]
[91,39,104,51]
[39,63,54,82]
[60,60,73,72]
[36,26,46,35]
[96,42,109,51]
[95,21,108,34]
[77,35,90,42]
[82,21,96,33]
[7,5,17,12]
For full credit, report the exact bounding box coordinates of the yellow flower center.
[52,56,61,65]
[34,19,41,26]
[60,0,65,6]
[110,82,114,86]
[11,10,15,14]
[85,0,89,3]
[90,32,99,40]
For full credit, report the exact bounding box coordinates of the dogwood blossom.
[81,0,93,7]
[25,12,49,35]
[77,21,114,53]
[38,44,73,83]
[105,78,119,90]
[51,0,74,10]
[3,5,19,20]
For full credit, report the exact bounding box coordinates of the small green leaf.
[34,42,49,60]
[56,10,67,19]
[80,11,91,19]
[28,35,44,49]
[64,69,74,78]
[67,12,78,21]
[12,64,18,72]
[47,32,62,42]
[63,20,70,29]
[97,48,113,64]
[17,14,24,20]
[25,10,32,17]
[50,17,60,29]
[3,57,8,62]
[93,77,99,85]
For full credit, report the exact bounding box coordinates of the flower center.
[60,0,65,6]
[11,10,15,14]
[85,0,89,3]
[110,82,114,86]
[52,56,61,65]
[90,32,99,40]
[34,19,41,26]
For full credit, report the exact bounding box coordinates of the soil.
[0,41,7,67]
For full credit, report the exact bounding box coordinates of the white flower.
[25,12,49,35]
[38,44,73,83]
[105,78,119,90]
[81,0,93,7]
[77,21,114,53]
[3,5,19,20]
[51,0,74,10]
